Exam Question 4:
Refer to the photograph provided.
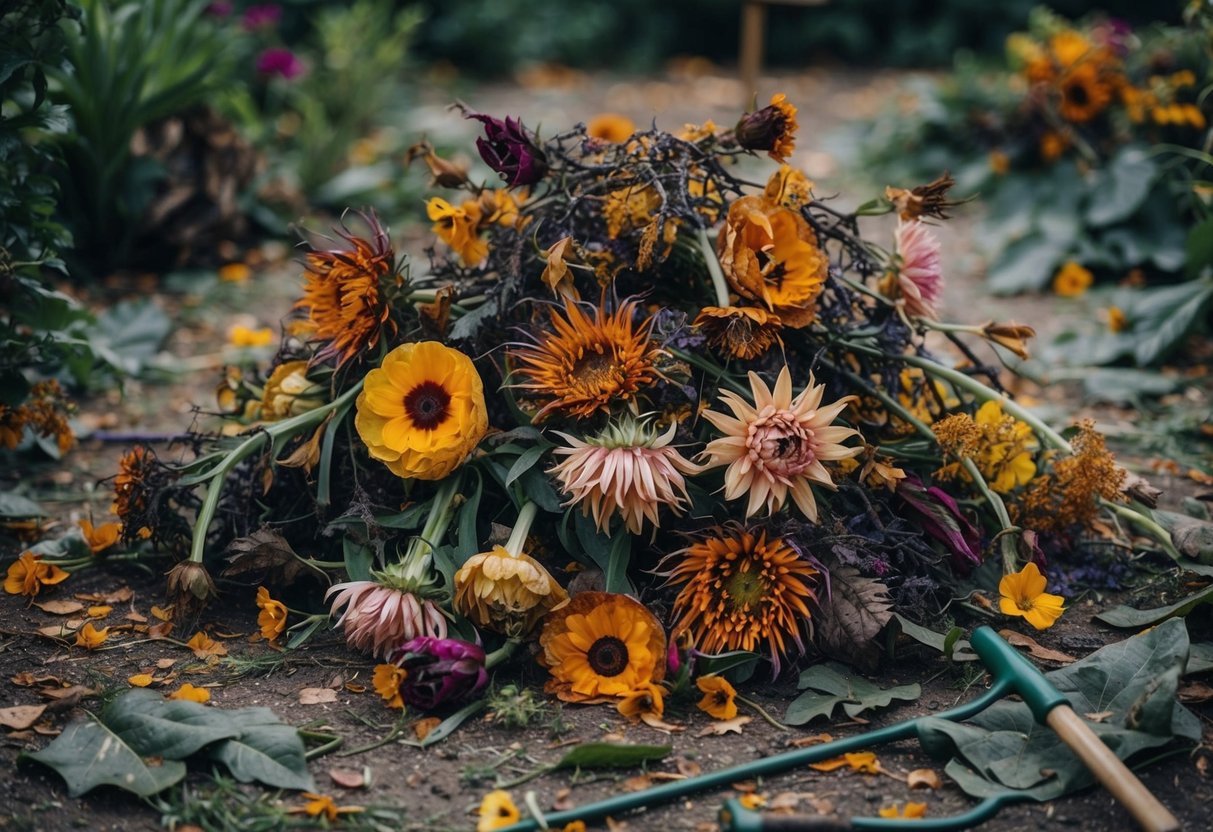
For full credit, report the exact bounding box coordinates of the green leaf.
[374,503,429,530]
[208,708,315,791]
[1131,279,1213,366]
[1095,584,1213,628]
[919,618,1199,802]
[1085,147,1157,227]
[986,233,1068,294]
[101,690,239,759]
[400,700,485,749]
[23,717,187,797]
[504,444,547,488]
[604,532,632,595]
[785,662,920,725]
[342,538,374,583]
[1186,216,1213,278]
[0,491,45,518]
[89,299,172,375]
[455,468,484,564]
[555,742,671,770]
[1188,643,1213,676]
[890,613,977,661]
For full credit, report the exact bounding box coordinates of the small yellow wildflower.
[218,263,252,283]
[696,675,738,720]
[999,562,1065,630]
[255,586,288,643]
[1052,261,1093,297]
[228,324,274,348]
[477,790,521,831]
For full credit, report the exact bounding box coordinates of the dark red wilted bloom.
[256,47,305,80]
[242,3,282,31]
[465,111,548,187]
[392,636,488,710]
[897,476,982,571]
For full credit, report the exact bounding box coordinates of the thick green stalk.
[401,473,465,583]
[504,502,538,557]
[696,227,731,308]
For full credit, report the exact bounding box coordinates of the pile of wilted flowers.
[11,93,1173,722]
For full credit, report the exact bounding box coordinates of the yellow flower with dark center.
[78,518,121,554]
[228,324,273,348]
[261,361,326,421]
[694,306,784,360]
[717,196,828,328]
[373,663,406,709]
[616,682,665,722]
[1058,63,1112,123]
[735,93,798,163]
[4,551,69,596]
[355,341,488,480]
[426,197,489,265]
[1052,261,1093,297]
[454,545,568,637]
[256,586,288,643]
[587,112,636,143]
[295,211,399,368]
[538,591,666,702]
[477,790,520,832]
[696,675,738,720]
[998,562,1065,630]
[509,297,664,422]
[663,528,817,675]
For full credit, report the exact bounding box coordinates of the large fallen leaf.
[1095,583,1213,628]
[696,716,751,737]
[34,600,84,615]
[102,690,238,759]
[786,663,919,726]
[24,717,187,797]
[0,704,47,730]
[299,688,338,705]
[918,618,1199,802]
[207,707,314,791]
[812,568,892,672]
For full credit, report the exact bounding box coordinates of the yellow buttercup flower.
[454,545,568,637]
[999,562,1065,630]
[427,197,488,266]
[255,586,288,643]
[477,790,521,832]
[1052,261,1093,297]
[355,341,488,480]
[538,592,666,702]
[696,675,738,720]
[228,324,273,348]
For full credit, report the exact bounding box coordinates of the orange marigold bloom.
[694,306,783,360]
[295,210,400,367]
[78,518,121,554]
[717,196,828,328]
[696,675,738,720]
[1058,63,1112,123]
[4,551,69,597]
[509,297,664,422]
[587,112,636,143]
[664,528,817,676]
[1052,261,1093,297]
[256,586,288,643]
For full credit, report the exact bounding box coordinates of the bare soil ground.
[3,66,1212,831]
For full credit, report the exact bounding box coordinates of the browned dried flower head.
[885,173,967,222]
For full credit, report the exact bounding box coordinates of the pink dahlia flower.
[893,219,944,320]
[325,580,447,658]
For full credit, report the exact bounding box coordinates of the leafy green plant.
[50,0,235,275]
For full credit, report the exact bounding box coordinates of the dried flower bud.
[734,93,798,162]
[391,636,488,710]
[463,110,548,187]
[885,173,967,222]
[165,561,218,618]
[404,142,469,189]
[983,322,1037,360]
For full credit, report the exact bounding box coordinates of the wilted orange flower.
[261,361,325,421]
[227,324,273,348]
[999,562,1065,630]
[541,236,578,299]
[617,681,665,722]
[373,663,406,709]
[603,183,661,239]
[696,675,738,720]
[78,518,121,554]
[735,93,798,162]
[509,297,664,422]
[885,173,962,222]
[694,306,783,360]
[167,682,211,703]
[256,586,288,642]
[454,546,567,637]
[427,197,489,266]
[75,621,110,649]
[587,112,636,143]
[809,751,881,774]
[296,210,400,367]
[296,793,364,821]
[187,630,228,658]
[4,551,69,597]
[764,165,814,210]
[477,790,520,831]
[717,196,828,328]
[128,673,154,687]
[879,802,928,819]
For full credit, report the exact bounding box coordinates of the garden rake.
[497,626,1180,832]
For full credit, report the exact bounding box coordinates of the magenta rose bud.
[255,47,305,80]
[465,111,548,187]
[393,636,488,710]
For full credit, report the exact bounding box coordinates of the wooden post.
[739,1,766,106]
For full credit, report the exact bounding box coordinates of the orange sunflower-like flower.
[700,366,860,521]
[355,341,488,480]
[295,210,400,368]
[693,306,783,360]
[663,527,817,675]
[548,418,702,535]
[717,196,828,328]
[1057,63,1112,123]
[509,298,664,422]
[538,591,666,702]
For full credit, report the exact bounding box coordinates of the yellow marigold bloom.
[477,790,521,831]
[974,401,1036,493]
[616,682,665,722]
[717,196,828,328]
[549,418,701,535]
[167,682,211,703]
[1058,63,1112,123]
[256,586,288,643]
[75,621,110,649]
[696,675,738,720]
[735,93,798,163]
[538,591,666,702]
[355,341,488,480]
[218,262,251,282]
[78,518,121,554]
[295,210,399,368]
[426,197,489,266]
[694,305,783,360]
[454,545,568,637]
[228,324,273,348]
[587,112,636,143]
[509,297,664,423]
[1052,261,1093,297]
[4,551,69,596]
[603,183,661,239]
[261,360,325,421]
[999,562,1065,630]
[664,528,817,675]
[879,802,928,819]
[372,663,406,709]
[763,165,814,210]
[1106,306,1128,333]
[700,366,860,521]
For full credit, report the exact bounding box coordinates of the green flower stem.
[736,694,790,731]
[486,638,521,670]
[504,502,538,557]
[401,473,464,582]
[696,227,731,308]
[187,382,363,565]
[1103,499,1181,559]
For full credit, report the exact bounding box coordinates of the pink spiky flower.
[699,366,860,521]
[326,579,447,658]
[549,417,702,534]
[892,219,944,320]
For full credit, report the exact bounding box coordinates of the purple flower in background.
[205,1,233,17]
[464,111,548,187]
[896,476,983,571]
[242,3,282,31]
[391,636,488,710]
[256,47,305,80]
